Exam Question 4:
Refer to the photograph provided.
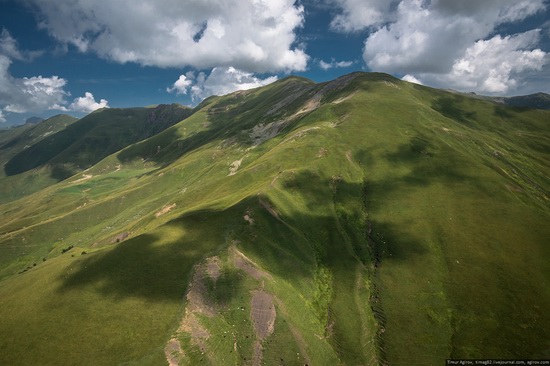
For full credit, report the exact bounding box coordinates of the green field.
[0,72,549,365]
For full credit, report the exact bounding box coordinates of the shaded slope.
[0,104,192,203]
[5,104,192,177]
[0,72,549,365]
[0,114,78,170]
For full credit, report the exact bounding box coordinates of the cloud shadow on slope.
[58,209,242,302]
[58,134,478,303]
[431,95,477,127]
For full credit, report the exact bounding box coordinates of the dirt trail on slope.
[230,246,271,281]
[258,197,279,219]
[250,289,276,366]
[72,174,93,183]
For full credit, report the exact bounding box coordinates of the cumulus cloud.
[1,33,71,117]
[438,31,546,93]
[68,92,109,112]
[166,74,193,95]
[25,0,308,72]
[319,58,354,70]
[363,0,546,73]
[330,0,549,94]
[401,74,423,85]
[0,54,69,114]
[1,45,108,119]
[169,67,278,101]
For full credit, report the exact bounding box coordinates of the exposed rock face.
[142,104,194,138]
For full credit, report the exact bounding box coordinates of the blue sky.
[1,0,549,126]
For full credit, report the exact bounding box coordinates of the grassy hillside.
[0,104,192,203]
[0,72,549,365]
[0,114,79,169]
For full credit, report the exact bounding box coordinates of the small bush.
[61,245,74,254]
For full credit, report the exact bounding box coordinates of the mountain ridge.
[0,71,549,365]
[0,104,193,203]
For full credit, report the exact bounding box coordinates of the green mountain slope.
[0,72,549,365]
[0,104,192,203]
[0,114,79,168]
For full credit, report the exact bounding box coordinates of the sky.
[0,0,549,126]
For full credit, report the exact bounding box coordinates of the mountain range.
[0,72,549,365]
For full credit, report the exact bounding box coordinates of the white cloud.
[0,29,25,60]
[329,0,396,32]
[0,48,108,118]
[0,29,43,61]
[26,0,308,72]
[362,0,546,73]
[49,103,69,112]
[0,54,69,114]
[167,73,194,95]
[170,67,278,101]
[334,0,548,94]
[0,34,70,121]
[402,74,423,85]
[68,92,109,112]
[439,31,546,93]
[319,58,354,70]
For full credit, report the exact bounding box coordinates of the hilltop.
[0,72,549,365]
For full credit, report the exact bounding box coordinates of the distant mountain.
[0,104,192,203]
[0,73,548,365]
[500,92,550,110]
[24,116,46,125]
[466,91,550,110]
[0,114,78,165]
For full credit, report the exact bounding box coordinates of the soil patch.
[165,256,221,364]
[72,174,92,184]
[206,256,221,282]
[155,203,176,218]
[332,91,357,104]
[251,290,276,339]
[250,289,276,366]
[164,338,184,366]
[111,232,129,243]
[185,262,217,317]
[228,158,243,176]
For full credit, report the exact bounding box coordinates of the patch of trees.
[18,262,37,274]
